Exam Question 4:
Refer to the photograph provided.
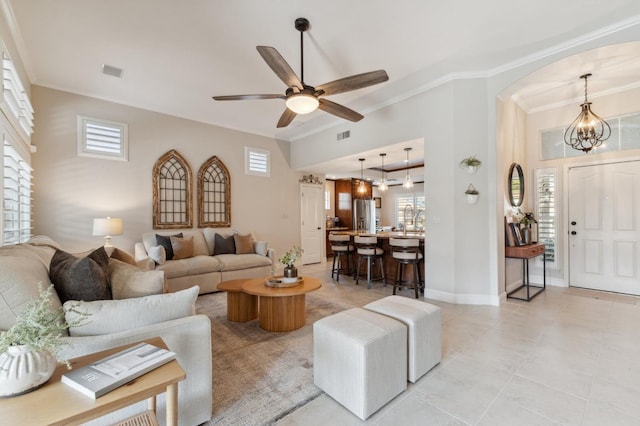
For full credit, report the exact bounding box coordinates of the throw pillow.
[171,235,194,260]
[148,245,166,265]
[109,247,137,265]
[64,286,199,337]
[234,233,254,254]
[213,233,235,255]
[156,233,183,260]
[254,241,269,256]
[109,258,165,299]
[49,247,111,303]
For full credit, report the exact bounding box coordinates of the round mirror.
[508,163,524,207]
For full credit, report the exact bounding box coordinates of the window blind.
[535,168,557,267]
[245,147,270,176]
[395,192,425,230]
[77,116,128,161]
[2,48,34,138]
[3,140,32,244]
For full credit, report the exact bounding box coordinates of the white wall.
[31,86,302,256]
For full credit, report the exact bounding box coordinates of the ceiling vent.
[336,130,350,141]
[101,64,123,78]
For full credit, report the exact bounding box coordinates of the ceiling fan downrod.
[295,18,310,85]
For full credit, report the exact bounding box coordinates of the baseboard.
[424,288,500,306]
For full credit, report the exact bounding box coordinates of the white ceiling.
[5,0,640,179]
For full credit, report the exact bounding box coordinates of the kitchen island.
[327,230,425,288]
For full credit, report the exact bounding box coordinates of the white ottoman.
[313,308,407,420]
[365,295,441,383]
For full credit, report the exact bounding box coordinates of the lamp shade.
[92,217,123,236]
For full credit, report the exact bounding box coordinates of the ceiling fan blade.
[316,70,389,96]
[212,94,283,101]
[277,108,297,128]
[257,46,303,89]
[318,99,364,122]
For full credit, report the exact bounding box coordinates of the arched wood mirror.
[508,163,524,207]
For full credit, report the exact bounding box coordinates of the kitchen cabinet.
[334,179,372,229]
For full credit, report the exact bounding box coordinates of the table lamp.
[92,217,123,247]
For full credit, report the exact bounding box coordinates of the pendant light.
[357,158,367,194]
[378,153,388,191]
[403,148,414,188]
[563,73,611,153]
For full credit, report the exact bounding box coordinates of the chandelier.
[403,148,413,188]
[378,153,387,191]
[563,73,611,153]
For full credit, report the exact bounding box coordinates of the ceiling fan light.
[286,94,319,114]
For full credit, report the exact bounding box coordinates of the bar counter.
[327,230,425,285]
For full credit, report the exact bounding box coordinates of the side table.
[505,243,546,301]
[0,337,185,426]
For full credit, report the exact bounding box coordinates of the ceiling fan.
[212,17,389,128]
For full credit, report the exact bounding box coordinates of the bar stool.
[354,235,385,289]
[329,233,355,282]
[389,238,423,299]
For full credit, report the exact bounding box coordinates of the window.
[245,147,270,177]
[395,192,425,230]
[77,116,128,161]
[152,150,193,229]
[325,191,330,210]
[534,168,558,269]
[198,156,231,227]
[1,45,34,140]
[3,137,31,244]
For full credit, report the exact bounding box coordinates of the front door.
[568,161,640,295]
[300,184,323,264]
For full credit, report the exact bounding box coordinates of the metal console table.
[505,243,546,301]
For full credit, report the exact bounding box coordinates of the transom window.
[77,116,128,161]
[245,147,270,177]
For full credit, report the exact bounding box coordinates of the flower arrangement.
[279,246,303,267]
[0,284,90,368]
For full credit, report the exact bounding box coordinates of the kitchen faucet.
[403,204,414,236]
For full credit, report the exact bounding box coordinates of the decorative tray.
[264,276,304,288]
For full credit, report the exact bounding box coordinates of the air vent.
[101,64,124,78]
[336,130,350,141]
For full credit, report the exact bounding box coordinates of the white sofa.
[135,228,275,294]
[0,238,212,426]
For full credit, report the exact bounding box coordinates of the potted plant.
[0,284,89,397]
[279,246,303,282]
[465,184,479,204]
[459,156,482,174]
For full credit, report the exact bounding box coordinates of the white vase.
[466,193,479,204]
[467,165,478,174]
[0,345,56,397]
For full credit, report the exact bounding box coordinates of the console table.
[0,337,185,426]
[505,243,546,301]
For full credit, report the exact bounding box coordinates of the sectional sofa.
[0,236,212,426]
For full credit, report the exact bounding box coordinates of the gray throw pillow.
[213,233,235,255]
[156,233,183,260]
[49,247,111,303]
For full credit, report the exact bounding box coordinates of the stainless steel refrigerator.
[353,199,376,233]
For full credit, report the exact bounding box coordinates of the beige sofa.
[134,228,275,294]
[0,237,212,426]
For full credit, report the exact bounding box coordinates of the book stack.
[504,217,525,247]
[62,342,176,399]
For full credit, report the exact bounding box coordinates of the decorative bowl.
[264,276,304,288]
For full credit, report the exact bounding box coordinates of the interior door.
[569,161,640,295]
[300,184,323,264]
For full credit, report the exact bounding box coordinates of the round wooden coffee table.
[217,279,258,322]
[242,276,322,332]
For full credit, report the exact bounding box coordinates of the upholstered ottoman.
[365,295,441,383]
[313,308,407,420]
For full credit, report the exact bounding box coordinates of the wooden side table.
[0,337,185,426]
[505,243,546,301]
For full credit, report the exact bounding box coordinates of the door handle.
[571,231,577,235]
[571,221,577,226]
[317,227,321,230]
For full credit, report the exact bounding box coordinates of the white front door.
[300,184,323,264]
[569,161,640,295]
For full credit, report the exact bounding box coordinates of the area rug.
[196,291,355,426]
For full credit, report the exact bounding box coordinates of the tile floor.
[276,261,640,425]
